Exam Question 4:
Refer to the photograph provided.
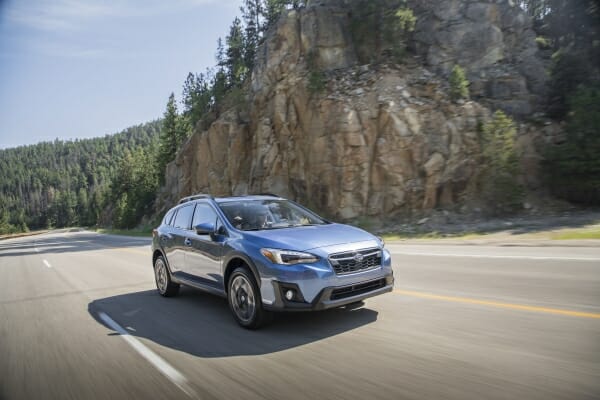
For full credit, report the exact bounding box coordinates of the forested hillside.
[0,121,160,234]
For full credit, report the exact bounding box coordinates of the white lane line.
[391,251,600,261]
[43,259,52,268]
[98,312,196,398]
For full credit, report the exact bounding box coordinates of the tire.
[154,255,180,297]
[227,267,271,329]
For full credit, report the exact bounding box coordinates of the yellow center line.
[394,289,600,319]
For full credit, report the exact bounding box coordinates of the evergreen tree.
[157,93,180,183]
[543,85,600,204]
[265,0,288,30]
[520,0,600,117]
[111,147,159,229]
[0,209,17,234]
[216,37,226,71]
[479,111,523,214]
[225,17,248,87]
[182,72,212,130]
[449,65,470,101]
[241,0,261,72]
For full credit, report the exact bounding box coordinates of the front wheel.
[154,256,180,297]
[227,267,271,329]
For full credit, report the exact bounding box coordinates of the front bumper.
[264,273,394,311]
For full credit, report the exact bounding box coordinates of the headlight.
[376,236,385,248]
[260,248,318,265]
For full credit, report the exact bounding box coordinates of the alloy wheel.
[230,275,256,323]
[155,258,168,294]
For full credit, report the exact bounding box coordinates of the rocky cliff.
[409,0,547,116]
[163,0,555,221]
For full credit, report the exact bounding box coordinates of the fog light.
[285,289,295,301]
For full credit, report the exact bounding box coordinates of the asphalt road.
[1,231,599,400]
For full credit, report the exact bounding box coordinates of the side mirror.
[194,222,215,235]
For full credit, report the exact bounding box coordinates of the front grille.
[328,247,382,275]
[330,278,386,300]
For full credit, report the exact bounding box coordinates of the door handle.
[184,238,192,246]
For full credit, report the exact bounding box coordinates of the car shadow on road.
[0,232,150,258]
[88,287,378,358]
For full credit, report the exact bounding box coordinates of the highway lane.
[0,231,598,400]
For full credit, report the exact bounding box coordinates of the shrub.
[384,6,416,61]
[449,65,469,101]
[547,50,594,118]
[479,111,524,214]
[306,50,326,94]
[349,0,416,64]
[395,7,416,32]
[535,36,551,49]
[307,71,326,94]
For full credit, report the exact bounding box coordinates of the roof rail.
[255,193,281,198]
[178,194,213,204]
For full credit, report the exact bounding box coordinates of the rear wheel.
[154,256,180,297]
[228,267,271,329]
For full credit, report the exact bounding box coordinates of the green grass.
[381,226,600,241]
[94,228,153,237]
[551,227,600,240]
[381,231,486,241]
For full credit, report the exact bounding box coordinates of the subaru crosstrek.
[151,194,394,329]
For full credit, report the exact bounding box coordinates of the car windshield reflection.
[217,200,327,231]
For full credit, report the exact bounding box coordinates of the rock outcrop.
[410,0,547,116]
[162,0,552,221]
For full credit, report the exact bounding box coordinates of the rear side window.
[163,209,175,226]
[173,205,194,230]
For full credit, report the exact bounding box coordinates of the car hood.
[242,223,379,251]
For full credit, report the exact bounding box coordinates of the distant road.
[1,231,599,400]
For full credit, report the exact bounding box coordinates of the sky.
[0,0,239,149]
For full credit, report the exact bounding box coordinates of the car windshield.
[217,199,327,231]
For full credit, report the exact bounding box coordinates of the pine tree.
[449,65,470,101]
[216,37,226,71]
[543,85,600,204]
[157,93,180,183]
[241,0,263,40]
[479,111,523,214]
[225,17,248,87]
[265,0,287,27]
[212,38,229,109]
[241,0,261,72]
[183,72,210,130]
[112,147,159,229]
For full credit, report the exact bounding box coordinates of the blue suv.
[151,194,394,329]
